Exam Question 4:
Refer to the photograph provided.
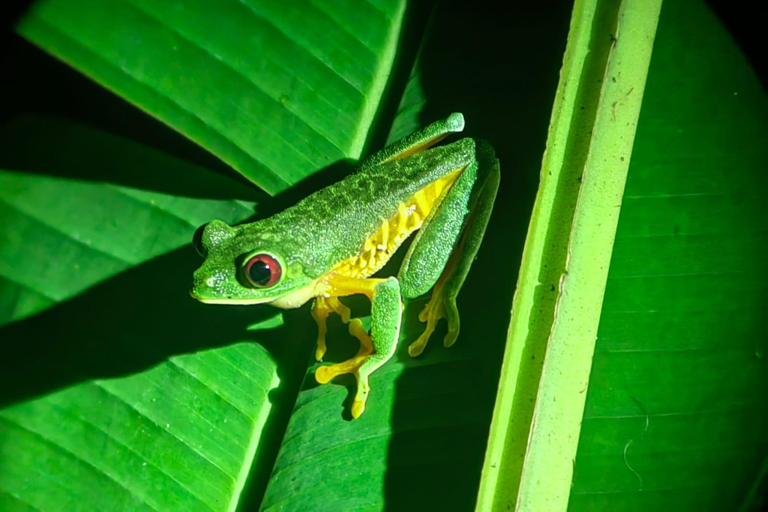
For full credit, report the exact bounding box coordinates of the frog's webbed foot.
[311,296,352,361]
[409,278,460,357]
[314,276,401,419]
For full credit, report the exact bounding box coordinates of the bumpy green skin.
[191,113,485,305]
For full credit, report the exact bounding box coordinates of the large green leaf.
[0,117,303,511]
[477,0,768,510]
[17,0,409,194]
[570,0,768,509]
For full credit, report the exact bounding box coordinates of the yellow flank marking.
[331,168,463,279]
[413,190,430,216]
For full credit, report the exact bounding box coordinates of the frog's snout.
[190,267,208,299]
[191,266,227,301]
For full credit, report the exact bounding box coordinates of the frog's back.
[272,138,476,278]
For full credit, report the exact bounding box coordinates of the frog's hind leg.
[315,276,402,418]
[359,113,465,169]
[400,141,500,357]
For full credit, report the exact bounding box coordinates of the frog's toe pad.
[408,331,431,357]
[443,330,459,348]
[314,364,336,384]
[351,389,369,419]
[315,342,327,362]
[442,300,460,348]
[351,400,366,419]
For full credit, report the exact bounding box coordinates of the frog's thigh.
[403,142,500,356]
[397,153,480,299]
[360,113,465,169]
[315,276,402,418]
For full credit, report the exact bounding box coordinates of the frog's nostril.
[193,224,208,256]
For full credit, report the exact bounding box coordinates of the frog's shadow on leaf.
[0,243,310,408]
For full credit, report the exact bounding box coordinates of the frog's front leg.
[314,275,402,419]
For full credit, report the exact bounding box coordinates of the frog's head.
[191,220,317,308]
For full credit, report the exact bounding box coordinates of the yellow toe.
[315,365,335,384]
[408,333,430,357]
[443,329,459,348]
[348,319,373,355]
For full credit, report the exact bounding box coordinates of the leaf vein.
[47,401,221,512]
[92,380,235,478]
[30,18,290,192]
[0,414,162,512]
[126,0,344,161]
[167,358,256,420]
[232,0,366,95]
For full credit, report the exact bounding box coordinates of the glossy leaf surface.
[18,0,408,194]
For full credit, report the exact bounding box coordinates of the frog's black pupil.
[249,260,272,286]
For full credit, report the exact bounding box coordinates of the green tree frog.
[191,113,499,418]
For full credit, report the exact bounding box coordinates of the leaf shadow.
[0,113,268,203]
[2,35,252,193]
[0,238,323,509]
[0,244,294,408]
[382,1,574,509]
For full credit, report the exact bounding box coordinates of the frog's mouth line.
[188,290,274,306]
[189,279,323,309]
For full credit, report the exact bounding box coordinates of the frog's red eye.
[244,254,281,288]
